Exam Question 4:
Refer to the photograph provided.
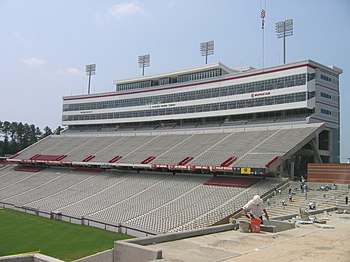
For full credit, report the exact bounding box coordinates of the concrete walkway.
[150,212,350,262]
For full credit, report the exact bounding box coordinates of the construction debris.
[296,220,314,224]
[313,224,335,229]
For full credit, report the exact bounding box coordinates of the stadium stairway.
[239,181,350,220]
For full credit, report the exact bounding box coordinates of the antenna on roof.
[85,64,96,95]
[138,54,150,76]
[200,40,214,64]
[275,19,294,64]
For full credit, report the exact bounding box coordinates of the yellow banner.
[241,167,251,175]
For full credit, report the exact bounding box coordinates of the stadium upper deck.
[8,123,323,176]
[62,60,342,165]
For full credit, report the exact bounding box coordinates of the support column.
[290,160,295,180]
[310,140,322,163]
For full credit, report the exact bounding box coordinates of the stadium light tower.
[200,40,214,64]
[138,54,150,76]
[275,19,293,64]
[85,64,96,94]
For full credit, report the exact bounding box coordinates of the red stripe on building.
[310,117,338,125]
[316,83,338,92]
[316,100,338,109]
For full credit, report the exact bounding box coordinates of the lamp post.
[275,19,293,64]
[85,64,96,94]
[200,40,214,64]
[138,54,150,76]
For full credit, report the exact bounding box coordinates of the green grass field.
[0,208,132,261]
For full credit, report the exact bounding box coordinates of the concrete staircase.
[265,181,349,219]
[236,181,349,221]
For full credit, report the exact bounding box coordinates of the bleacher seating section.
[8,124,323,170]
[0,123,326,234]
[0,166,277,233]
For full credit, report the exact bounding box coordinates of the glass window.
[321,92,332,99]
[321,108,332,115]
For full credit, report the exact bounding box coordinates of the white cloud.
[19,57,46,67]
[65,67,83,76]
[57,67,84,77]
[108,1,147,19]
[94,1,150,23]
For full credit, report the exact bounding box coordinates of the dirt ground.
[152,212,350,262]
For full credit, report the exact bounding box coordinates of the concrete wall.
[127,223,237,246]
[0,255,33,262]
[114,242,162,262]
[33,254,63,262]
[114,223,238,262]
[74,249,113,262]
[263,220,295,232]
[0,254,63,262]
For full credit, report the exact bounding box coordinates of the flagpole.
[262,19,264,69]
[261,8,266,69]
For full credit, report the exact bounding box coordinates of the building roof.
[113,62,238,85]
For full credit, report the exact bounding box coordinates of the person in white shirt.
[242,195,269,223]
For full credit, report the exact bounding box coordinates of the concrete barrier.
[239,220,250,233]
[263,220,295,232]
[0,254,63,262]
[74,249,113,262]
[114,242,162,262]
[114,223,238,262]
[126,223,238,246]
[237,219,294,233]
[0,255,32,262]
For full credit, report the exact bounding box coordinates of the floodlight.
[138,54,150,76]
[275,19,294,64]
[200,40,214,64]
[85,64,96,94]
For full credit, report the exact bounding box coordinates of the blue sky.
[0,0,349,162]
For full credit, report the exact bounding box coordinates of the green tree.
[35,127,42,139]
[42,126,53,139]
[54,126,63,135]
[0,121,54,157]
[29,124,38,144]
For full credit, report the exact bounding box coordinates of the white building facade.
[62,60,342,163]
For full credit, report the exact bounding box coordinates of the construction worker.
[242,195,269,223]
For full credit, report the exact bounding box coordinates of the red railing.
[82,155,95,162]
[141,156,156,164]
[178,156,193,165]
[8,153,20,159]
[15,166,46,172]
[108,156,122,163]
[30,154,41,160]
[265,156,281,168]
[220,156,237,167]
[29,154,67,161]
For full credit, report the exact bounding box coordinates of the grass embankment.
[0,208,132,261]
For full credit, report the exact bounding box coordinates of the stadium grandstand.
[1,59,342,236]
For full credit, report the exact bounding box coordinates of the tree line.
[0,121,63,157]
